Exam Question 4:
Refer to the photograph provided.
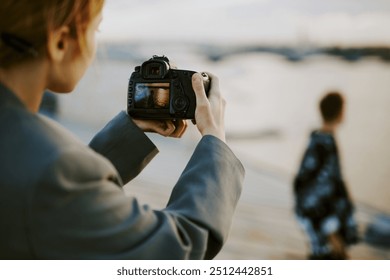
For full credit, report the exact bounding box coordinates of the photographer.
[0,0,244,259]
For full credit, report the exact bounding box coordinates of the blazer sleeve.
[89,111,158,184]
[166,135,245,259]
[29,136,244,260]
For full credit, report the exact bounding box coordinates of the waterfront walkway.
[63,119,389,260]
[124,132,390,260]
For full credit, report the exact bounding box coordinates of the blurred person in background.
[0,0,244,259]
[293,92,359,259]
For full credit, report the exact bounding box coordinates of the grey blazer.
[0,83,244,259]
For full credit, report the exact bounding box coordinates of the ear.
[47,26,72,62]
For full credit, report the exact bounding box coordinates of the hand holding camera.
[131,118,188,138]
[192,72,226,142]
[128,56,226,142]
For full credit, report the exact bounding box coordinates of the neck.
[0,60,48,113]
[321,122,337,134]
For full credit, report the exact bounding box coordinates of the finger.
[153,120,176,136]
[169,119,186,138]
[176,119,188,138]
[180,120,188,137]
[204,72,221,101]
[192,73,208,106]
[163,121,176,136]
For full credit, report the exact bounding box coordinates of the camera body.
[127,55,210,120]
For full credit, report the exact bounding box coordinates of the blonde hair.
[0,0,104,68]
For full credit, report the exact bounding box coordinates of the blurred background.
[49,0,390,259]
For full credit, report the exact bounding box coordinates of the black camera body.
[127,55,210,120]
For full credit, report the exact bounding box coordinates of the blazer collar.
[0,82,27,109]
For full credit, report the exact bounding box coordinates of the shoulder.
[38,145,121,193]
[0,104,119,189]
[309,130,335,150]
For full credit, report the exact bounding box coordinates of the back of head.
[319,91,345,124]
[0,0,104,68]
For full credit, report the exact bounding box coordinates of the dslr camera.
[127,55,210,120]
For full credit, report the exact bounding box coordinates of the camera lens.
[173,96,188,111]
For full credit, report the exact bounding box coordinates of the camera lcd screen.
[134,83,170,109]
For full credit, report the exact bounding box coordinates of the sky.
[99,0,390,46]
